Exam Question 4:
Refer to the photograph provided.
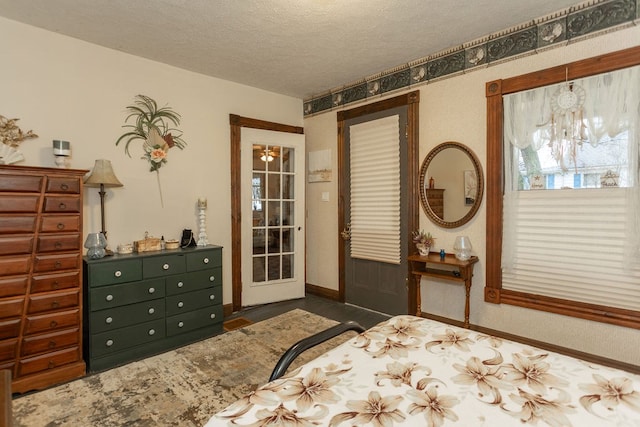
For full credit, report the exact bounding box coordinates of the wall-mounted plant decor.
[116,94,187,206]
[0,115,38,164]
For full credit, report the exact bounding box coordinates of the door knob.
[340,223,351,241]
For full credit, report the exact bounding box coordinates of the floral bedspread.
[207,316,640,426]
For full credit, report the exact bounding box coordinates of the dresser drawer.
[42,196,81,213]
[21,328,80,357]
[91,319,165,358]
[90,278,165,311]
[0,255,30,276]
[0,174,43,192]
[143,254,186,278]
[24,309,80,335]
[0,338,18,362]
[0,215,36,233]
[31,271,80,293]
[166,286,222,316]
[186,248,222,271]
[37,233,81,253]
[166,304,223,336]
[0,276,28,297]
[0,318,20,340]
[0,235,34,255]
[0,297,24,319]
[0,195,39,213]
[18,346,80,376]
[88,259,142,286]
[40,215,80,232]
[90,299,164,333]
[28,289,79,314]
[46,177,80,194]
[33,253,81,273]
[166,268,221,295]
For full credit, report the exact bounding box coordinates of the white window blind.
[349,115,400,264]
[502,188,640,311]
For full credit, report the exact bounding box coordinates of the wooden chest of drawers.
[83,246,223,372]
[0,165,87,393]
[425,188,444,219]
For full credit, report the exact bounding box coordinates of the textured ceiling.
[0,0,582,99]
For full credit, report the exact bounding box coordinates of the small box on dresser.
[0,165,87,394]
[83,245,223,372]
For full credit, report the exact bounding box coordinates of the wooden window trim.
[485,46,640,330]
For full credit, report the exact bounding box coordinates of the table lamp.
[84,159,123,243]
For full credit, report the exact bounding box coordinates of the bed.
[207,315,640,426]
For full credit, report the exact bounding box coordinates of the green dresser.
[83,246,223,372]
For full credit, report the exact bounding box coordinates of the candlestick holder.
[197,197,209,246]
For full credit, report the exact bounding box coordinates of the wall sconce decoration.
[84,159,123,244]
[53,140,71,168]
[453,236,473,261]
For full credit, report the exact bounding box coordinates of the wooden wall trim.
[306,283,340,300]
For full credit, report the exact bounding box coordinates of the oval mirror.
[419,141,484,228]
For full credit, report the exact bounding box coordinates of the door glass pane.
[252,144,296,283]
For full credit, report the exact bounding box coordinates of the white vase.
[416,243,430,256]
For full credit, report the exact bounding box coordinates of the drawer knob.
[105,317,113,324]
[177,301,184,308]
[106,294,114,301]
[52,301,60,308]
[177,281,184,288]
[48,340,56,348]
[210,313,216,319]
[61,183,69,191]
[203,257,209,264]
[209,276,215,282]
[57,223,64,230]
[148,307,155,315]
[52,281,59,289]
[106,339,114,347]
[178,321,184,328]
[148,329,155,336]
[58,202,66,210]
[209,294,215,300]
[54,261,62,268]
[163,263,170,270]
[55,241,63,249]
[50,320,58,328]
[114,270,122,278]
[148,287,155,294]
[48,361,56,369]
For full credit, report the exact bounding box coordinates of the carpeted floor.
[12,309,352,427]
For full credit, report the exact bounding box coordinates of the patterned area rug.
[12,309,352,427]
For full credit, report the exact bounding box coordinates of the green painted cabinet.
[83,246,223,372]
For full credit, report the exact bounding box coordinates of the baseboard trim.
[305,283,340,300]
[419,311,639,375]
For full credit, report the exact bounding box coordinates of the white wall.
[0,17,303,305]
[304,26,640,365]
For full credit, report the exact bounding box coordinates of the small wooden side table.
[408,252,479,328]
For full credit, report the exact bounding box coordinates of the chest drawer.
[24,309,80,335]
[0,318,20,340]
[0,174,43,192]
[166,267,221,295]
[46,177,80,194]
[37,233,81,253]
[0,196,39,213]
[31,271,80,293]
[0,215,36,234]
[91,319,165,358]
[42,196,81,213]
[90,278,165,311]
[0,235,34,255]
[0,276,28,297]
[28,289,79,314]
[0,338,18,362]
[33,253,80,273]
[166,286,222,316]
[40,215,80,232]
[143,254,186,278]
[88,259,142,286]
[186,248,222,271]
[21,328,80,357]
[0,255,30,276]
[90,299,164,333]
[166,304,223,336]
[0,297,24,319]
[18,346,80,376]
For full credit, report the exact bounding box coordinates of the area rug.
[12,309,353,427]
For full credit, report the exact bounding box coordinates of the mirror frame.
[418,141,484,228]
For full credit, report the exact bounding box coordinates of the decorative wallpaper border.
[303,0,638,116]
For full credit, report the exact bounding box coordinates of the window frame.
[485,46,640,330]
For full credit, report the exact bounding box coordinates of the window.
[485,47,640,329]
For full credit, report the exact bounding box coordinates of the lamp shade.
[84,159,123,188]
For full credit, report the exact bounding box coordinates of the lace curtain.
[503,64,640,269]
